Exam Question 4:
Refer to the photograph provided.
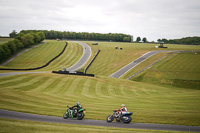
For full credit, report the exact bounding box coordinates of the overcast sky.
[0,0,199,41]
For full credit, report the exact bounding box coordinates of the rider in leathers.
[119,104,127,115]
[70,102,82,116]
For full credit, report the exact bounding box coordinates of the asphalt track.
[66,41,91,71]
[109,50,173,78]
[0,109,200,132]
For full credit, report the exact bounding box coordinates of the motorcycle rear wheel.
[123,116,132,123]
[77,112,85,120]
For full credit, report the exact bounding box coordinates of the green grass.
[131,52,200,89]
[121,52,167,79]
[0,40,200,132]
[3,40,83,71]
[0,38,14,44]
[1,118,193,133]
[83,41,200,76]
[0,73,200,126]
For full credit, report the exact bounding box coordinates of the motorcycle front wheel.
[106,115,114,122]
[63,112,69,119]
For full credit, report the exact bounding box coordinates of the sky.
[0,0,200,41]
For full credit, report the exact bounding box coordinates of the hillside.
[0,40,200,127]
[0,73,200,126]
[131,52,200,89]
[84,41,200,77]
[1,40,83,71]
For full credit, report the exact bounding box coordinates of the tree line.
[157,37,200,45]
[0,31,45,63]
[135,37,147,43]
[17,30,133,42]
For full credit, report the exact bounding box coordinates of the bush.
[7,40,17,54]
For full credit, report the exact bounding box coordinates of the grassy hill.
[0,40,200,130]
[83,41,200,77]
[2,40,83,71]
[0,73,199,126]
[131,52,200,89]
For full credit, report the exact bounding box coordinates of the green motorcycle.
[63,105,86,120]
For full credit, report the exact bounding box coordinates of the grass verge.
[0,118,194,133]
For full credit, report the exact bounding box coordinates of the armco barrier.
[0,42,68,71]
[84,49,100,73]
[52,70,95,77]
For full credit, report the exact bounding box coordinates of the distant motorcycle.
[106,110,133,123]
[63,105,86,120]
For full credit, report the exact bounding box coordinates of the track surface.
[66,41,91,71]
[0,109,200,132]
[109,50,173,78]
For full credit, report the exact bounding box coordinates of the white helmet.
[121,104,125,107]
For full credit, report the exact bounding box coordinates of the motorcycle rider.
[119,104,127,115]
[70,102,83,116]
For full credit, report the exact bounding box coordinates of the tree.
[14,39,24,49]
[0,45,5,61]
[32,33,41,43]
[9,30,17,38]
[37,32,45,41]
[157,39,161,42]
[16,32,25,41]
[123,37,131,42]
[1,43,11,59]
[7,40,17,54]
[136,37,141,42]
[142,37,147,43]
[21,33,34,47]
[161,38,169,43]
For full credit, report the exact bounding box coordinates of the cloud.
[0,0,199,41]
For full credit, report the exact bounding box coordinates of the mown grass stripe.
[0,75,28,85]
[81,79,95,98]
[0,75,40,89]
[0,91,58,109]
[16,76,50,91]
[88,79,98,97]
[107,84,118,97]
[39,78,61,93]
[52,77,74,94]
[30,77,55,92]
[64,78,84,96]
[94,82,109,98]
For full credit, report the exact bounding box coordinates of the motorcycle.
[106,110,133,123]
[63,105,86,120]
